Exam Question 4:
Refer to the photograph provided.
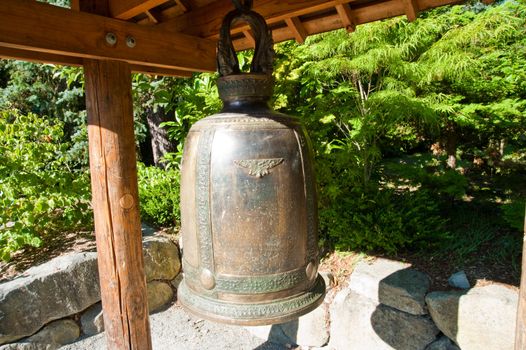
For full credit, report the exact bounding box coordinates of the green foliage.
[137,163,181,227]
[270,1,526,253]
[0,110,92,260]
[133,73,221,168]
[383,155,469,200]
[1,1,524,263]
[502,200,525,232]
[320,188,449,254]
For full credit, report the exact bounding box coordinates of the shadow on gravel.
[252,322,299,349]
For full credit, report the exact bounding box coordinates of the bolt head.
[105,32,117,46]
[126,36,137,48]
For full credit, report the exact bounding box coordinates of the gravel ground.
[61,303,289,350]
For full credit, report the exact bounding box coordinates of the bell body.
[178,74,325,325]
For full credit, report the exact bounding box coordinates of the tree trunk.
[444,122,458,169]
[500,138,506,157]
[146,106,176,168]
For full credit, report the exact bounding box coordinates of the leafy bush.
[502,200,525,232]
[137,163,181,227]
[383,156,469,200]
[0,110,92,260]
[319,187,449,254]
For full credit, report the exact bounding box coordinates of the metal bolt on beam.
[105,32,117,46]
[126,36,136,48]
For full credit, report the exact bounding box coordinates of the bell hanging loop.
[217,1,274,77]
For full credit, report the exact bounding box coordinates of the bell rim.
[177,274,326,326]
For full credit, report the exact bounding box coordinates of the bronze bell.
[177,3,325,326]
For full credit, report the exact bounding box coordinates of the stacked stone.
[0,234,181,350]
[426,284,517,350]
[329,259,441,350]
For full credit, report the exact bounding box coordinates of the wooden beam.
[161,0,462,44]
[159,0,355,37]
[0,47,192,77]
[232,0,463,50]
[403,0,420,21]
[515,208,526,350]
[109,0,169,20]
[84,59,152,350]
[145,10,159,24]
[174,0,190,12]
[335,3,356,32]
[243,30,256,48]
[285,17,308,44]
[0,0,215,73]
[70,0,80,11]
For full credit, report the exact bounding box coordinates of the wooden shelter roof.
[0,0,462,76]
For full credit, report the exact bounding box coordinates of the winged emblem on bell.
[234,158,284,178]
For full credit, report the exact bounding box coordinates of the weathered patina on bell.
[177,1,325,326]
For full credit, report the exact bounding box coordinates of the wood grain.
[515,210,526,350]
[335,3,356,32]
[403,0,420,21]
[84,58,153,350]
[0,47,192,77]
[232,0,463,51]
[0,0,215,73]
[285,17,308,44]
[160,0,460,39]
[110,0,169,19]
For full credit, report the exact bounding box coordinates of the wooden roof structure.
[2,1,525,350]
[0,0,463,76]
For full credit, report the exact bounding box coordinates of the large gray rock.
[80,303,104,336]
[143,237,181,282]
[0,253,99,345]
[349,258,430,315]
[329,288,439,350]
[246,302,329,347]
[426,284,518,350]
[25,319,79,346]
[0,319,79,350]
[425,335,460,350]
[147,282,174,313]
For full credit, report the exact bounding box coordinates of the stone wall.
[0,234,180,350]
[0,242,519,349]
[246,258,519,350]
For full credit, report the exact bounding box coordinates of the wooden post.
[515,206,526,349]
[84,59,152,350]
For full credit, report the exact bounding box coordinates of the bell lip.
[177,274,326,326]
[217,73,274,102]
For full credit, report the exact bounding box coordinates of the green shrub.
[502,199,525,232]
[0,110,92,261]
[319,187,449,254]
[137,163,181,227]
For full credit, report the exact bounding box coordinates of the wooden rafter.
[335,3,356,32]
[109,0,169,20]
[145,10,159,24]
[403,0,420,21]
[243,30,256,47]
[285,17,308,44]
[174,0,190,12]
[159,0,357,37]
[0,0,215,73]
[231,0,463,51]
